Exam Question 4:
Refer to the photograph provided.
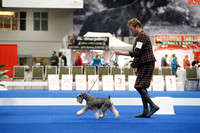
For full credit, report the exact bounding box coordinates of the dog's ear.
[82,93,86,97]
[78,94,82,98]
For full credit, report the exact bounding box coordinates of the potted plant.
[0,64,9,90]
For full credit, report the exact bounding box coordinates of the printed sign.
[165,75,177,91]
[48,75,59,90]
[68,37,109,50]
[128,75,152,91]
[75,75,86,90]
[128,75,137,91]
[188,0,200,5]
[102,75,114,91]
[88,75,99,91]
[155,34,200,45]
[152,75,164,91]
[114,75,126,91]
[61,75,73,90]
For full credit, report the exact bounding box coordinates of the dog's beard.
[77,96,83,104]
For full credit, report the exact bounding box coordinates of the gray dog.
[76,92,119,119]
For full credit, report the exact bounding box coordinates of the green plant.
[0,64,9,88]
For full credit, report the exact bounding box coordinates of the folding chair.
[153,67,159,75]
[185,67,199,91]
[45,66,57,79]
[161,67,172,76]
[85,66,96,81]
[71,66,83,81]
[31,66,44,81]
[98,66,109,81]
[12,66,26,89]
[12,66,25,81]
[31,66,45,89]
[59,66,70,79]
[123,67,134,81]
[111,67,122,75]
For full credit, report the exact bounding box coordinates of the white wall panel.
[3,0,83,8]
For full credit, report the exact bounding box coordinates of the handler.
[115,18,159,118]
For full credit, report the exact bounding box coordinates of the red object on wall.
[194,52,200,61]
[0,44,18,77]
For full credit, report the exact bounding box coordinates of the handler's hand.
[134,68,138,76]
[114,50,121,55]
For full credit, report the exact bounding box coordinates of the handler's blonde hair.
[128,18,141,28]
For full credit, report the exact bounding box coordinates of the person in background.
[192,56,199,67]
[75,52,83,66]
[171,54,177,77]
[183,55,190,69]
[92,54,102,74]
[34,58,41,66]
[61,52,67,66]
[58,52,64,67]
[50,51,58,67]
[115,18,159,118]
[161,54,168,67]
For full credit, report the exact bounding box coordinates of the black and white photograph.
[74,0,200,37]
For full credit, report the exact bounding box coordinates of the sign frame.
[48,74,60,91]
[75,75,87,90]
[114,75,126,91]
[88,75,99,91]
[102,75,114,91]
[61,75,73,90]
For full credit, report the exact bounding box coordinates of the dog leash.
[87,52,115,94]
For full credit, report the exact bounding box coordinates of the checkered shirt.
[129,30,156,68]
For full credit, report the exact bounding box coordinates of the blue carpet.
[0,91,200,133]
[0,106,200,133]
[1,90,200,98]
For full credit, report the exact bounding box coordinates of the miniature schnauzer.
[76,92,119,119]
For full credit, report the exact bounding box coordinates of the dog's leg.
[109,105,119,119]
[77,106,89,116]
[92,108,100,119]
[99,106,108,118]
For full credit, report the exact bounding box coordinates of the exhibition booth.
[1,34,200,91]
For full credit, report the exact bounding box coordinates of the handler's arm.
[114,50,129,56]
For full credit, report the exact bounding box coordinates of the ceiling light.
[0,11,14,16]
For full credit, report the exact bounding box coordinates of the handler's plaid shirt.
[129,30,156,67]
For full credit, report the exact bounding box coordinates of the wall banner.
[68,37,109,50]
[155,34,200,45]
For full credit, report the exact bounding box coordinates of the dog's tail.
[108,95,110,99]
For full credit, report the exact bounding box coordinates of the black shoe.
[146,106,160,118]
[135,112,148,118]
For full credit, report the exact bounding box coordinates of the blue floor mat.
[1,91,200,133]
[0,106,200,133]
[1,90,200,98]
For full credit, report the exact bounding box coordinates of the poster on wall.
[73,1,200,37]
